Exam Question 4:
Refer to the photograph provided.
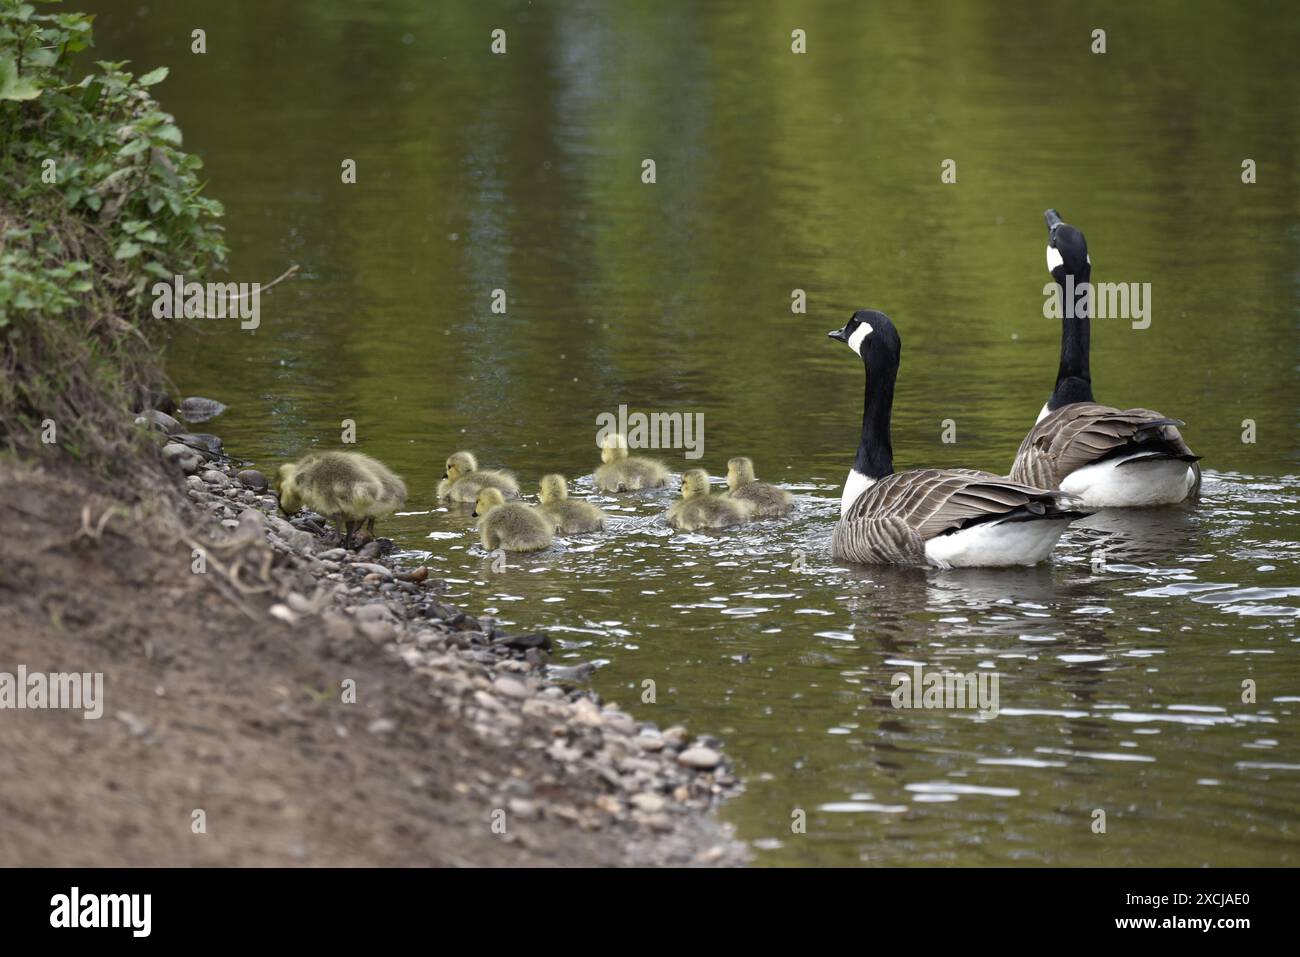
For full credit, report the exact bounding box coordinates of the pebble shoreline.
[149,415,746,864]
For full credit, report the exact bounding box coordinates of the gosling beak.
[827,326,849,342]
[442,471,449,480]
[471,510,478,518]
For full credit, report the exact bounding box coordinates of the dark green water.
[84,0,1299,865]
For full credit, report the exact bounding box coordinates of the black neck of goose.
[1050,268,1094,409]
[855,355,896,480]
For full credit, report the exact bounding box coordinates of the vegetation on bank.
[0,0,225,472]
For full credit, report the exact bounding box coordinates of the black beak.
[471,510,478,518]
[1044,208,1063,234]
[442,471,448,479]
[828,327,849,342]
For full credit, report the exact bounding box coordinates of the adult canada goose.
[273,450,407,549]
[828,310,1086,567]
[472,487,554,552]
[437,450,518,503]
[1010,209,1201,506]
[538,474,607,534]
[594,433,670,492]
[666,469,753,530]
[725,457,793,518]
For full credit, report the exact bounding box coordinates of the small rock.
[189,433,224,453]
[368,718,397,735]
[136,409,181,434]
[495,631,551,651]
[116,711,149,736]
[162,442,203,473]
[353,604,395,623]
[677,746,722,770]
[631,793,666,813]
[491,676,530,700]
[601,710,637,735]
[398,566,429,583]
[508,798,541,820]
[662,726,690,748]
[570,698,603,727]
[237,468,268,491]
[349,562,392,579]
[548,662,596,682]
[269,603,297,625]
[358,620,396,643]
[201,469,230,487]
[177,396,227,423]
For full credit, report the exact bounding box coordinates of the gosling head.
[726,456,755,491]
[539,474,569,504]
[680,468,712,499]
[472,486,507,518]
[444,450,478,482]
[600,432,629,464]
[273,463,301,516]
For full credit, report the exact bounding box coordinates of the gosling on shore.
[725,456,793,518]
[667,468,753,530]
[438,450,518,503]
[274,450,407,549]
[594,433,670,492]
[538,474,606,534]
[473,487,554,552]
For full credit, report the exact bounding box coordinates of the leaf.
[137,66,168,86]
[80,79,102,109]
[117,137,150,157]
[0,56,41,101]
[114,241,141,260]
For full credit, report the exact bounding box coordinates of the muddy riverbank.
[0,418,746,867]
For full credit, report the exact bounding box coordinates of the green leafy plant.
[0,0,227,472]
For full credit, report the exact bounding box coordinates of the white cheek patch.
[1046,245,1064,272]
[847,322,873,356]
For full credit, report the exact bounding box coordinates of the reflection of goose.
[1010,210,1201,506]
[839,562,1063,611]
[828,310,1087,568]
[1070,506,1203,567]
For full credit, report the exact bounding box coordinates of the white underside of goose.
[1059,454,1196,507]
[923,517,1072,569]
[841,468,875,518]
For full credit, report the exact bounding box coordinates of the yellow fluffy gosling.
[538,474,606,534]
[473,487,554,552]
[725,456,793,518]
[438,450,518,503]
[666,468,753,530]
[274,450,407,549]
[594,432,670,492]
